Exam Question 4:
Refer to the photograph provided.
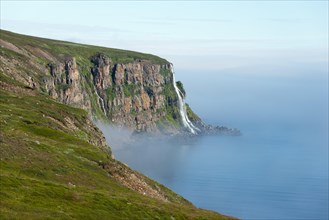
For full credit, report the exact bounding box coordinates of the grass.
[123,83,138,97]
[186,104,201,122]
[176,81,186,98]
[0,29,169,65]
[160,67,171,77]
[162,84,177,100]
[106,87,116,101]
[0,79,235,219]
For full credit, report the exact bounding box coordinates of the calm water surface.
[103,65,328,219]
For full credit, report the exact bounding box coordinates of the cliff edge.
[0,29,239,135]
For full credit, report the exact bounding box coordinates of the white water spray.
[171,65,200,134]
[95,89,107,117]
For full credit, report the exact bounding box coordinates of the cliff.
[0,30,196,134]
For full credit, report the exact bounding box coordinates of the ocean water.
[100,63,328,219]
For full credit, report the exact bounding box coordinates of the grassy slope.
[0,73,234,219]
[0,29,168,65]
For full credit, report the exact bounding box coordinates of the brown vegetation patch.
[0,80,36,96]
[0,39,27,56]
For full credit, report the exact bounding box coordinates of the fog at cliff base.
[96,61,328,219]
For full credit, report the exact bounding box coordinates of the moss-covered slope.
[0,72,235,219]
[0,30,168,64]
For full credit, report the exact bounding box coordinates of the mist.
[95,61,328,219]
[95,122,200,183]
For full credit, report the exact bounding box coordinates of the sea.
[99,62,328,220]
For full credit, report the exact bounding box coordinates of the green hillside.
[0,29,168,65]
[0,53,235,219]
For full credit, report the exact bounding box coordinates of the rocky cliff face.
[88,54,175,132]
[0,32,182,133]
[46,57,91,110]
[44,55,176,132]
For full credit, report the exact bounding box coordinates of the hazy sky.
[1,1,328,70]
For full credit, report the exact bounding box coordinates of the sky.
[1,1,328,71]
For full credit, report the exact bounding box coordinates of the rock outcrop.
[89,57,172,132]
[44,55,175,132]
[45,58,91,112]
[0,38,177,132]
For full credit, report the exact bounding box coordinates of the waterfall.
[171,65,200,134]
[95,89,107,117]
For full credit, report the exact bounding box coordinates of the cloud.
[140,16,233,24]
[133,20,176,25]
[265,18,303,23]
[176,18,233,23]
